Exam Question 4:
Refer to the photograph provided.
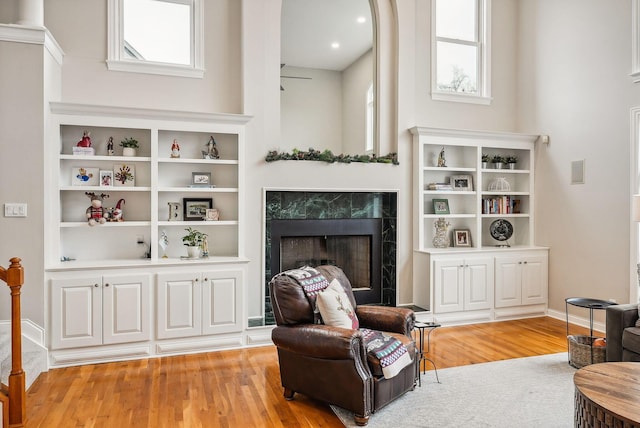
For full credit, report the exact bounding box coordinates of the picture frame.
[71,167,99,186]
[453,229,472,247]
[113,164,135,187]
[451,175,473,191]
[432,198,450,215]
[99,170,113,187]
[183,198,213,221]
[205,208,220,221]
[191,171,212,187]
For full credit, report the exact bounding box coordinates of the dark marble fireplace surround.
[262,190,397,326]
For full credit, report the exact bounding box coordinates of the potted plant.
[482,154,490,169]
[491,155,505,169]
[182,227,207,258]
[505,155,518,169]
[120,137,139,157]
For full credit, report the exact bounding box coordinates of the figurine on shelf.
[432,217,450,248]
[202,136,220,159]
[437,147,446,167]
[200,236,209,258]
[107,198,125,222]
[107,137,114,156]
[171,139,180,158]
[77,131,92,147]
[159,231,169,258]
[85,192,108,226]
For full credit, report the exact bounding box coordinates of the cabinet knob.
[524,261,528,264]
[105,283,110,287]
[459,265,464,268]
[194,278,199,282]
[518,261,522,264]
[94,283,99,287]
[203,277,208,282]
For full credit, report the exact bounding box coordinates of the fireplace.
[259,190,397,327]
[270,218,382,304]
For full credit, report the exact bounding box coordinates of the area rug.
[332,353,576,428]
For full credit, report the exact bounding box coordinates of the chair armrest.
[356,306,415,336]
[272,324,364,359]
[606,303,638,362]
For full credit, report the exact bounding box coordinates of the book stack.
[427,183,453,191]
[482,196,521,214]
[72,147,95,155]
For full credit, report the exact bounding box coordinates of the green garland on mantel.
[265,148,399,165]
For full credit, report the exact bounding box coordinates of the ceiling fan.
[280,63,312,91]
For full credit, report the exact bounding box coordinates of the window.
[107,0,204,78]
[366,83,374,153]
[431,0,491,104]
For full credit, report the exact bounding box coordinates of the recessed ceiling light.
[357,16,366,24]
[331,42,340,49]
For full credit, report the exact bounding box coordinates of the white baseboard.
[0,319,45,346]
[547,308,605,335]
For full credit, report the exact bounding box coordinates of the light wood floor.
[25,317,587,427]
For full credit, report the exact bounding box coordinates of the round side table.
[413,321,441,386]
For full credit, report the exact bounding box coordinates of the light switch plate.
[4,203,27,217]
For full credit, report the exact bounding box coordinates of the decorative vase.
[494,162,503,169]
[122,147,136,157]
[187,246,200,258]
[508,163,516,169]
[481,162,488,169]
[432,218,451,248]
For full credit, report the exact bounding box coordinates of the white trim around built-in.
[630,106,640,304]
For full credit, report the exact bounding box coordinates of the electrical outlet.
[4,203,27,217]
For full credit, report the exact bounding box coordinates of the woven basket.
[568,335,606,368]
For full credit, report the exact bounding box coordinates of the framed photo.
[113,164,135,187]
[205,208,220,221]
[71,167,99,186]
[451,175,473,191]
[183,198,213,221]
[453,229,472,247]
[99,170,113,187]
[432,199,450,215]
[191,172,212,187]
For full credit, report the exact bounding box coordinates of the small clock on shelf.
[490,219,513,247]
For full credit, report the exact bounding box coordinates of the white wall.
[518,0,640,323]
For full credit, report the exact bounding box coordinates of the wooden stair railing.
[0,258,25,428]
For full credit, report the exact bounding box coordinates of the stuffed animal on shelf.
[85,192,108,226]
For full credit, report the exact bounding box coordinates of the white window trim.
[430,0,492,104]
[632,0,640,82]
[107,0,205,78]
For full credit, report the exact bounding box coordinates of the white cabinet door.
[495,254,547,308]
[157,273,202,339]
[202,270,243,335]
[51,277,102,349]
[494,256,522,308]
[103,274,151,344]
[521,255,548,306]
[464,257,494,311]
[433,259,464,313]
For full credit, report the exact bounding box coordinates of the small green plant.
[505,155,518,164]
[482,154,490,162]
[491,155,504,164]
[120,137,139,149]
[182,227,207,247]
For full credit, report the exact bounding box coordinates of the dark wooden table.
[574,362,640,427]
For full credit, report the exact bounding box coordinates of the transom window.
[107,0,204,78]
[431,0,491,104]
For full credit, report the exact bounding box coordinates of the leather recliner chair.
[269,265,417,426]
